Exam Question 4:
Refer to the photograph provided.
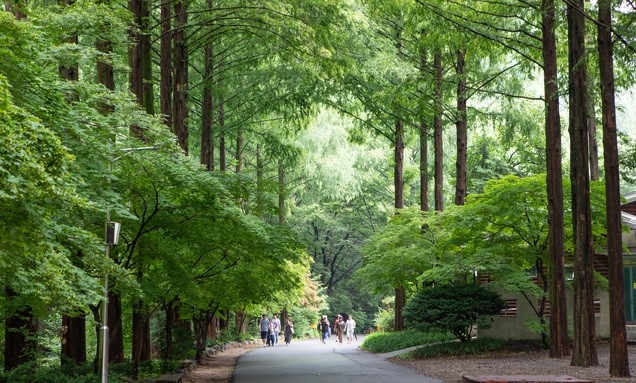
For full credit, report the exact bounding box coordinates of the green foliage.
[403,284,505,343]
[0,361,97,383]
[356,206,438,294]
[109,359,183,381]
[373,296,395,332]
[404,336,506,359]
[359,330,455,353]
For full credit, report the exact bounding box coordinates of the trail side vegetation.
[1,0,636,380]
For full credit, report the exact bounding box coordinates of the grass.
[359,330,455,353]
[360,331,514,360]
[402,336,506,359]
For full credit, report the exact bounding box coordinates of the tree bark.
[586,94,600,181]
[128,0,151,139]
[278,158,285,224]
[394,118,405,331]
[541,0,569,359]
[567,0,598,367]
[57,1,87,363]
[433,50,444,212]
[219,98,226,171]
[420,117,429,211]
[131,302,151,380]
[160,0,172,129]
[173,0,189,153]
[455,48,467,206]
[201,40,214,170]
[108,292,125,363]
[61,315,86,365]
[4,288,37,371]
[598,0,630,376]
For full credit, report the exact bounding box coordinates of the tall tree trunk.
[236,129,243,173]
[107,292,125,363]
[598,0,629,376]
[420,117,429,211]
[256,145,264,218]
[541,0,569,359]
[201,40,214,170]
[160,0,172,129]
[131,302,151,380]
[586,94,600,181]
[567,0,598,367]
[4,288,37,371]
[219,99,226,171]
[57,1,87,363]
[61,316,86,365]
[173,0,188,153]
[128,0,151,139]
[394,118,405,331]
[163,303,174,359]
[433,50,444,212]
[419,45,429,211]
[455,48,467,206]
[278,158,285,224]
[141,0,153,115]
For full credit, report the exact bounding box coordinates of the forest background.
[2,0,636,380]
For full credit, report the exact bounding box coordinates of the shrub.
[404,336,506,358]
[360,330,454,353]
[403,283,505,342]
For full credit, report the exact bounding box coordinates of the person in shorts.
[259,314,270,347]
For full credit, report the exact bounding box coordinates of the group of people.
[258,314,294,346]
[258,312,357,346]
[318,314,356,344]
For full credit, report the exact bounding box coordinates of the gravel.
[390,341,636,383]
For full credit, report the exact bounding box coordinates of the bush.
[403,283,505,342]
[404,336,505,358]
[360,330,455,353]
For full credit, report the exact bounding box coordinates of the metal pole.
[98,144,157,383]
[100,212,111,383]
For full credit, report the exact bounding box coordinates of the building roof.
[622,192,636,229]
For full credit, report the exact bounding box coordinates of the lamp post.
[99,145,158,383]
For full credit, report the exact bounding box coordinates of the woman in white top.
[345,315,356,344]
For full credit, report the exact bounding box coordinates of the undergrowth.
[360,330,455,353]
[399,336,506,359]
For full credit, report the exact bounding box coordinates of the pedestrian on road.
[320,315,330,344]
[336,315,345,343]
[345,315,356,344]
[271,314,281,346]
[284,318,294,345]
[258,314,270,347]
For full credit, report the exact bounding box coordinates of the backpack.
[338,321,345,331]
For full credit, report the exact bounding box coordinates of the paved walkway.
[232,337,444,383]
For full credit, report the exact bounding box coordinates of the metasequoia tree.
[541,0,569,358]
[567,0,598,367]
[418,0,572,358]
[597,0,629,376]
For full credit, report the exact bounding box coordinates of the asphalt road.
[232,337,444,383]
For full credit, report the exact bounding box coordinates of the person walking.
[336,315,346,343]
[271,314,281,346]
[283,318,294,345]
[333,315,340,343]
[258,314,270,347]
[320,315,330,344]
[345,315,356,344]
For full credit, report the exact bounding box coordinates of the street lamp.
[99,145,158,383]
